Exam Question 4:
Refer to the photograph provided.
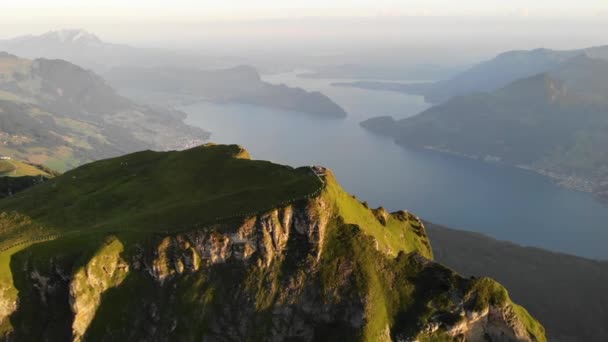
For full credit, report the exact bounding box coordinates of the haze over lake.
[183,70,608,260]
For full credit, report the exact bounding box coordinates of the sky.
[1,1,607,64]
[1,0,608,19]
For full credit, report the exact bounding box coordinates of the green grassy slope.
[0,144,323,250]
[0,160,51,177]
[324,176,432,258]
[0,144,544,341]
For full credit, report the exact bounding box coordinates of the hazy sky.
[2,0,608,19]
[1,1,607,65]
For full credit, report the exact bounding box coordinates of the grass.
[2,146,510,339]
[0,160,51,177]
[0,144,545,341]
[0,91,31,104]
[316,177,436,339]
[324,175,432,258]
[318,209,544,341]
[318,222,376,332]
[0,162,14,175]
[0,144,323,250]
[513,304,548,342]
[464,278,546,342]
[318,219,454,341]
[466,277,509,311]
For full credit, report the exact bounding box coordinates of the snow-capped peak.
[40,29,102,45]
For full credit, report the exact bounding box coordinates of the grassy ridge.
[0,144,545,341]
[319,217,545,341]
[0,144,323,250]
[324,174,432,259]
[0,160,51,177]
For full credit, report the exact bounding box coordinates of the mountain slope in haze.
[104,65,348,118]
[426,222,608,342]
[416,48,586,103]
[0,29,221,73]
[336,45,608,103]
[0,157,56,199]
[0,52,208,171]
[298,63,460,81]
[1,29,347,118]
[0,144,544,342]
[362,55,608,196]
[0,158,51,178]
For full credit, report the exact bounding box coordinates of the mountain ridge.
[0,52,208,171]
[8,29,102,45]
[0,30,348,118]
[0,144,544,341]
[0,29,220,73]
[361,54,608,198]
[335,45,608,103]
[103,65,348,118]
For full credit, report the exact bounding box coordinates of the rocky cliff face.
[0,145,545,341]
[0,184,542,341]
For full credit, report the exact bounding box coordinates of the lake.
[183,71,608,260]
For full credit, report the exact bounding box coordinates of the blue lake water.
[183,71,608,260]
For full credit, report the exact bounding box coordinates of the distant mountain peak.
[0,51,20,59]
[222,64,262,81]
[493,48,564,61]
[38,29,102,45]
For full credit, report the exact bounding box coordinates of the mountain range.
[103,65,348,118]
[0,52,207,171]
[0,29,221,73]
[0,29,347,118]
[2,29,604,341]
[362,54,608,198]
[335,45,608,104]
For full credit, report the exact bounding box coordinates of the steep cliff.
[0,144,545,341]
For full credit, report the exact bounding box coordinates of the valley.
[1,3,606,341]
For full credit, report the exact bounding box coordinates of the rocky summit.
[0,144,545,341]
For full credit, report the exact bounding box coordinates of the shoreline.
[416,145,600,197]
[514,165,595,194]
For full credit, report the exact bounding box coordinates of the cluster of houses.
[0,156,11,160]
